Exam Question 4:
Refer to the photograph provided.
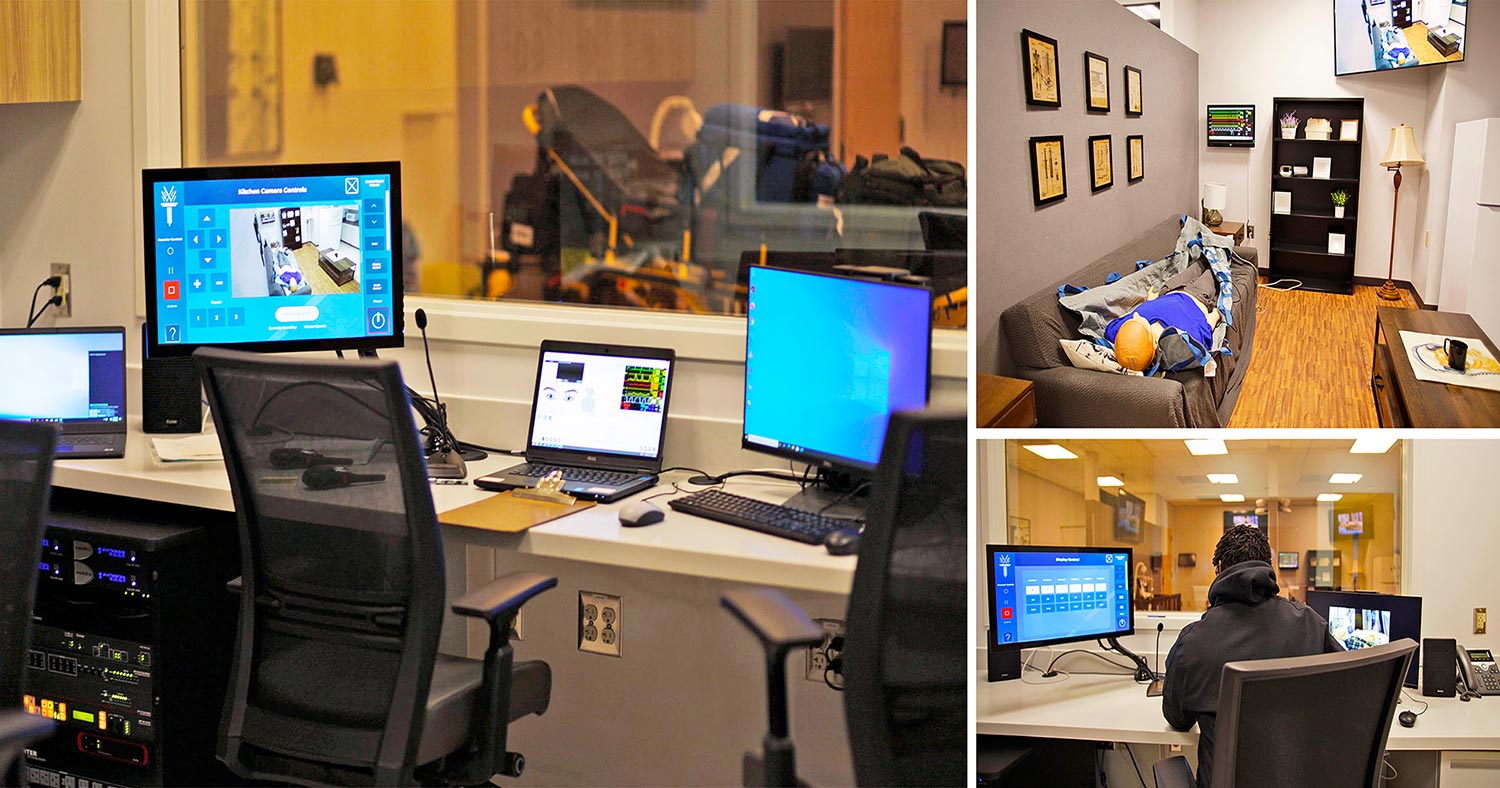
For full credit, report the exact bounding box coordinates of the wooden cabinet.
[0,0,80,104]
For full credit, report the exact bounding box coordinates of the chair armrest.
[1018,365,1189,428]
[452,572,557,625]
[721,589,824,652]
[1152,755,1195,788]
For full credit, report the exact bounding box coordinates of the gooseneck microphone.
[302,466,387,491]
[1146,622,1166,697]
[415,308,443,417]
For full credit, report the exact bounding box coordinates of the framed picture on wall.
[1085,51,1110,112]
[1125,65,1143,116]
[941,21,966,86]
[1021,29,1061,107]
[1029,135,1067,205]
[1127,134,1144,182]
[1089,134,1113,191]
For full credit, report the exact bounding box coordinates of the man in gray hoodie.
[1162,524,1343,788]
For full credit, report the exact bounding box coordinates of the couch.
[999,217,1258,428]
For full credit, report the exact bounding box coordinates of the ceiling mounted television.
[1334,0,1469,76]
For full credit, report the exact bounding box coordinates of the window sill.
[406,295,968,378]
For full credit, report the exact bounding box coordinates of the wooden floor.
[1228,280,1418,428]
[1405,22,1464,67]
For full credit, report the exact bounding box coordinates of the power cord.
[1041,648,1138,677]
[1122,743,1148,788]
[27,295,63,328]
[26,276,61,328]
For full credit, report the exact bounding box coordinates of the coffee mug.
[1279,165,1294,177]
[1444,338,1469,372]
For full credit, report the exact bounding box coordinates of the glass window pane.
[180,0,968,325]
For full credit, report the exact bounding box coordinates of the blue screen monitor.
[1306,590,1421,688]
[143,161,403,356]
[741,266,931,472]
[987,545,1136,650]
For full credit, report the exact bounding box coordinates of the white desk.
[52,419,857,595]
[977,671,1500,750]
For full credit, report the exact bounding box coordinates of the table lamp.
[1378,124,1424,301]
[1202,182,1227,227]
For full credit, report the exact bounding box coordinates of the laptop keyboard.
[58,435,121,453]
[512,463,641,486]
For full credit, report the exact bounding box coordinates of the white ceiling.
[1012,439,1403,503]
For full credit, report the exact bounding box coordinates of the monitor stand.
[779,481,869,522]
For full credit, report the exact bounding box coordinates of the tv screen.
[1223,511,1267,534]
[1207,104,1255,147]
[1307,590,1423,687]
[1104,490,1144,542]
[1334,0,1469,76]
[1331,507,1372,538]
[1278,551,1300,570]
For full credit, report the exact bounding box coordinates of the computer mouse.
[1398,710,1417,728]
[618,501,665,528]
[824,527,862,556]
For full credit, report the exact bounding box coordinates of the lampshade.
[1380,124,1425,167]
[1202,182,1227,212]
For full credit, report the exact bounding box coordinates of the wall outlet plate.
[1477,607,1488,635]
[50,262,71,318]
[579,591,621,657]
[805,618,845,686]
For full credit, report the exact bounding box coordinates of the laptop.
[0,327,128,459]
[475,340,675,502]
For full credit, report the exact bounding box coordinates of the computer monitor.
[142,162,403,357]
[0,328,126,426]
[741,266,931,484]
[1306,590,1422,688]
[987,545,1135,651]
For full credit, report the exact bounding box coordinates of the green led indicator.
[72,709,96,724]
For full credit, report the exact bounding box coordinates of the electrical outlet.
[579,591,621,657]
[1477,608,1488,635]
[1246,224,1255,239]
[50,262,71,318]
[1426,229,1431,248]
[805,618,845,687]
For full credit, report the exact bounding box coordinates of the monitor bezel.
[1332,0,1470,78]
[0,326,127,434]
[1206,104,1256,148]
[1304,589,1422,687]
[986,544,1137,651]
[739,266,933,473]
[142,161,404,358]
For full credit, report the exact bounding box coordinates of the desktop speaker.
[1422,638,1457,697]
[986,639,1021,682]
[141,323,202,433]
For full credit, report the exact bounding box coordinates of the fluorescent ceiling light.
[1097,476,1125,487]
[1207,473,1239,484]
[1024,444,1078,460]
[1220,493,1245,503]
[1350,436,1397,454]
[1329,473,1363,484]
[1318,493,1344,502]
[1185,439,1228,456]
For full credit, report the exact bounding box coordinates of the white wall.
[1196,0,1433,284]
[1406,441,1500,655]
[1116,0,1201,52]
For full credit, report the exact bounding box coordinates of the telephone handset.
[1457,645,1498,697]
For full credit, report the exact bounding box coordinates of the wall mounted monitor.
[1306,590,1422,687]
[1224,511,1267,534]
[987,546,1136,651]
[1330,506,1373,539]
[1334,0,1469,76]
[741,266,931,474]
[1278,551,1300,570]
[143,161,403,357]
[1207,104,1256,147]
[1103,489,1145,543]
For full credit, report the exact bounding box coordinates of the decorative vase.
[1334,206,1345,218]
[1281,127,1296,139]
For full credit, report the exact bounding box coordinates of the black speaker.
[141,323,202,433]
[1422,638,1457,697]
[986,639,1021,682]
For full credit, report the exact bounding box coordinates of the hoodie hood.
[1207,560,1280,606]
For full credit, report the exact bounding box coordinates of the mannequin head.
[1114,314,1156,372]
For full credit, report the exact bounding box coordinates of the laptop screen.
[0,329,126,426]
[528,348,671,461]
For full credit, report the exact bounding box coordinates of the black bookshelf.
[1269,97,1364,294]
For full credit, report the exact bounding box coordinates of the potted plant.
[1280,111,1299,140]
[1331,188,1349,218]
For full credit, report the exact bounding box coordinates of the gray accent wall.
[977,0,1199,375]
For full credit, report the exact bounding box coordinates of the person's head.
[1213,524,1271,574]
[1114,314,1156,372]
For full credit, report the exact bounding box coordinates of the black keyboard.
[511,463,640,486]
[668,489,861,545]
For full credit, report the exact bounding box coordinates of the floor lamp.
[1378,124,1424,301]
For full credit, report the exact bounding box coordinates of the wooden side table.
[1207,220,1245,246]
[977,375,1037,428]
[1372,306,1500,427]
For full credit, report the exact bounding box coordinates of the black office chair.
[195,348,555,787]
[722,408,966,787]
[0,423,61,781]
[1153,639,1417,788]
[918,211,966,251]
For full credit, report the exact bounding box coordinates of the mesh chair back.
[0,423,58,708]
[843,408,966,788]
[1214,638,1417,788]
[195,348,443,787]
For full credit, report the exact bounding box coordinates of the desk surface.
[51,420,856,594]
[976,671,1500,751]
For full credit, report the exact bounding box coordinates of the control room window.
[997,439,1404,613]
[179,0,968,327]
